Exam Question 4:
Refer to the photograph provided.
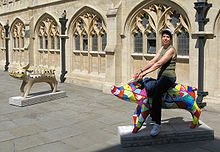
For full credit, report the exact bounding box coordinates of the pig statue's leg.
[24,81,34,98]
[188,101,201,128]
[132,104,150,133]
[52,79,58,93]
[47,82,54,91]
[20,81,27,97]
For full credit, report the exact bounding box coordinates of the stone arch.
[67,5,107,82]
[34,13,60,34]
[9,18,27,66]
[67,6,107,34]
[34,12,61,70]
[121,0,191,83]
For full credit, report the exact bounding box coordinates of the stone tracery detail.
[71,10,107,76]
[11,20,27,65]
[37,16,60,69]
[131,3,190,55]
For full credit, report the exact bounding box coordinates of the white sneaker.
[150,124,161,136]
[144,115,153,124]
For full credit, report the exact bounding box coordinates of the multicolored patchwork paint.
[111,75,201,133]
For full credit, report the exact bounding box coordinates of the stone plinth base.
[118,119,214,147]
[9,90,67,107]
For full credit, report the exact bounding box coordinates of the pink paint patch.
[131,87,136,91]
[140,89,147,97]
[180,85,186,91]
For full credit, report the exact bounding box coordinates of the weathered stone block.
[9,90,67,107]
[118,120,214,147]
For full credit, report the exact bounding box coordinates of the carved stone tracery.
[131,3,190,54]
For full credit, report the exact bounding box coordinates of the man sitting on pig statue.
[9,64,58,98]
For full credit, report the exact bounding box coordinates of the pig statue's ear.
[23,64,30,69]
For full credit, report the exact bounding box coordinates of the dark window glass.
[17,37,19,48]
[147,32,156,54]
[102,32,107,51]
[57,36,60,49]
[14,37,16,48]
[97,19,102,29]
[45,36,48,49]
[92,33,98,51]
[141,14,149,28]
[83,34,88,51]
[51,36,55,49]
[170,11,180,28]
[40,36,43,49]
[22,37,24,48]
[134,30,143,53]
[75,35,80,50]
[80,21,84,29]
[177,29,189,56]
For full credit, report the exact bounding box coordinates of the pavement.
[0,70,220,152]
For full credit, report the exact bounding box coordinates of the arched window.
[92,33,98,51]
[83,34,88,51]
[102,32,107,51]
[72,14,107,52]
[134,30,143,53]
[177,28,189,56]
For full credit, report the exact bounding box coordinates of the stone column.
[103,6,120,93]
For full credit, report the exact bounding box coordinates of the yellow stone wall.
[0,0,220,105]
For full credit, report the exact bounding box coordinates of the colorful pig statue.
[111,75,201,133]
[9,64,58,98]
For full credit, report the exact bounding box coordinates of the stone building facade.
[0,0,220,105]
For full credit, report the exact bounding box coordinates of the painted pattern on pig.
[9,64,58,98]
[111,76,201,133]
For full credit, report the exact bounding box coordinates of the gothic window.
[177,28,189,56]
[72,13,107,52]
[134,30,143,53]
[147,32,156,54]
[12,21,25,50]
[75,34,80,50]
[131,4,190,56]
[38,18,60,51]
[83,34,88,51]
[92,33,98,51]
[102,32,107,51]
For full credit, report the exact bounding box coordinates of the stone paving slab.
[118,120,214,147]
[9,90,67,107]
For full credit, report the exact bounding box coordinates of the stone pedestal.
[118,119,214,147]
[9,90,67,107]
